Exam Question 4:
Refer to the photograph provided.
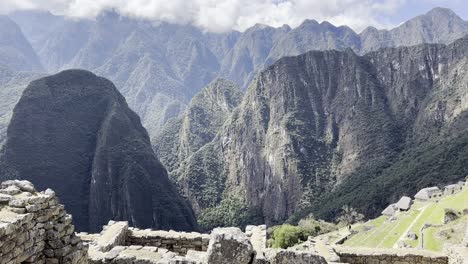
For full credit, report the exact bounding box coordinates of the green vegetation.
[271,225,309,249]
[310,131,468,221]
[336,205,365,225]
[269,216,339,249]
[197,195,262,232]
[343,187,468,251]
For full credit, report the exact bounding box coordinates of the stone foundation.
[126,227,210,255]
[0,180,87,264]
[83,221,328,264]
[335,246,449,264]
[0,180,463,264]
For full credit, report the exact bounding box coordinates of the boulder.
[407,231,418,240]
[1,180,36,193]
[206,227,255,264]
[265,249,327,264]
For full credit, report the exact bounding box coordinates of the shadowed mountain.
[0,70,197,232]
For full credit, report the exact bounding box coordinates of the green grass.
[424,215,468,251]
[379,210,420,248]
[342,187,468,251]
[424,227,443,251]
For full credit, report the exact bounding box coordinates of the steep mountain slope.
[360,7,468,53]
[0,70,197,232]
[8,7,467,142]
[218,24,291,89]
[0,66,43,147]
[219,7,468,90]
[155,79,243,213]
[0,15,43,72]
[158,37,468,228]
[10,11,229,140]
[266,20,361,65]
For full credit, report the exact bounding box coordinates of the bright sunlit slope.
[343,184,468,251]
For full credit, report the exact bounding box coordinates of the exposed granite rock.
[155,78,243,213]
[206,227,256,264]
[9,7,468,140]
[0,69,197,232]
[163,36,468,225]
[265,249,328,264]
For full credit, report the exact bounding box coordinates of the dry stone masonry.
[126,227,210,254]
[81,221,329,264]
[0,180,464,264]
[334,247,449,264]
[0,180,87,264]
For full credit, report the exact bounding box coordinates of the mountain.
[0,70,197,232]
[218,24,291,89]
[0,65,43,147]
[157,37,468,229]
[265,20,361,65]
[155,79,243,214]
[359,7,468,53]
[8,7,468,143]
[0,15,43,71]
[218,7,468,92]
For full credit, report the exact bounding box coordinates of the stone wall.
[0,179,461,264]
[335,246,449,264]
[126,227,210,255]
[0,180,87,264]
[84,221,327,264]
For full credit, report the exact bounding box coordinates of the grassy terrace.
[342,186,468,251]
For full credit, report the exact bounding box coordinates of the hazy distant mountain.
[6,7,468,144]
[0,66,43,147]
[266,20,361,64]
[360,7,468,53]
[0,15,43,72]
[157,37,468,228]
[218,24,291,89]
[0,70,197,232]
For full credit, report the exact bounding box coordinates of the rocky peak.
[0,69,197,232]
[156,79,242,175]
[0,15,43,71]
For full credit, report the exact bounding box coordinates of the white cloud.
[1,0,407,32]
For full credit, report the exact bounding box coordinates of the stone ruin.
[80,221,328,264]
[0,180,87,264]
[0,180,464,264]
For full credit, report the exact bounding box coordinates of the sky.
[1,0,467,33]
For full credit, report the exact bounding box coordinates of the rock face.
[0,65,43,147]
[206,227,255,264]
[158,36,468,226]
[0,70,197,232]
[155,79,243,214]
[360,7,468,53]
[0,15,43,72]
[8,7,468,140]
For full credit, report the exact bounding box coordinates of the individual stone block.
[265,249,327,264]
[95,221,129,252]
[206,227,255,264]
[0,194,13,203]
